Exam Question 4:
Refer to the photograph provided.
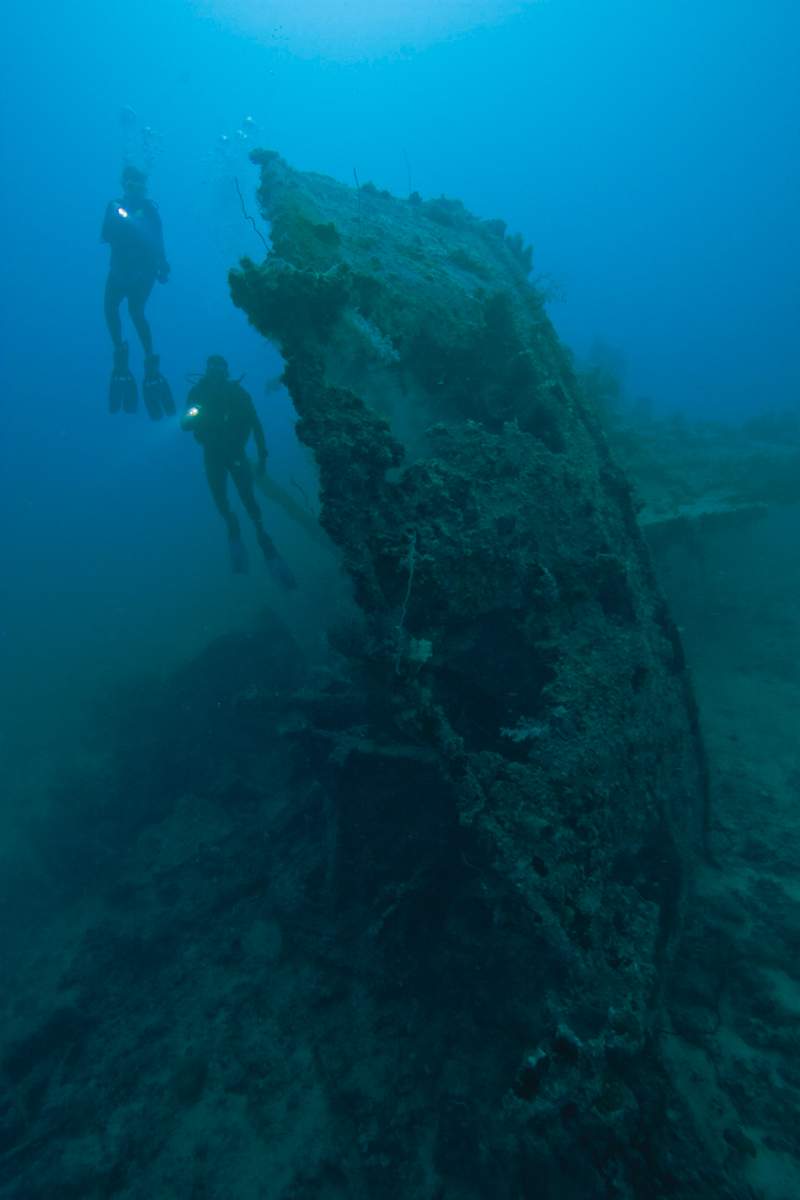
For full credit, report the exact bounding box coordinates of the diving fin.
[267,555,297,590]
[258,530,297,590]
[142,354,175,421]
[229,536,250,575]
[109,343,138,414]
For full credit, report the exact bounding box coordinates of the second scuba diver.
[182,356,296,587]
[101,165,174,419]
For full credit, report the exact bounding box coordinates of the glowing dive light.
[180,404,203,432]
[117,206,129,218]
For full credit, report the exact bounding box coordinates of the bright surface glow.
[197,0,532,59]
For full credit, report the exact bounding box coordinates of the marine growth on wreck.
[222,150,712,1197]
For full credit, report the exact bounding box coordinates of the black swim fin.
[267,554,297,590]
[142,354,175,421]
[258,530,297,590]
[109,343,138,414]
[229,536,250,575]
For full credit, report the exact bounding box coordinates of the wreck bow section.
[229,151,712,1198]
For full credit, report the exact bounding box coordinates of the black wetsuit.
[186,378,274,552]
[101,196,168,354]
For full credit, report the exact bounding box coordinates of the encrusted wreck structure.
[225,152,714,1197]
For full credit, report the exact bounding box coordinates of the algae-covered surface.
[2,155,797,1200]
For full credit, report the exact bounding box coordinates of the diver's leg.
[130,276,173,419]
[103,275,125,349]
[204,453,240,541]
[207,456,249,572]
[231,456,296,587]
[106,275,138,413]
[230,456,272,550]
[127,277,155,356]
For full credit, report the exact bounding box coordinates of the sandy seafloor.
[656,505,800,1200]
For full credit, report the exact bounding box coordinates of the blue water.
[1,0,798,790]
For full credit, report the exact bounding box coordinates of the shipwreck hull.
[224,151,714,1197]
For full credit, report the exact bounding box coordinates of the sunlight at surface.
[196,0,533,59]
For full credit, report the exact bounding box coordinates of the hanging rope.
[234,176,270,255]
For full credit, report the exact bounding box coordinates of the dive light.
[181,405,202,431]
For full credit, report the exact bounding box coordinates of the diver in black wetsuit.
[101,165,173,418]
[182,356,296,587]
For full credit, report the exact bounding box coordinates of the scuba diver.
[182,356,296,587]
[101,165,174,419]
